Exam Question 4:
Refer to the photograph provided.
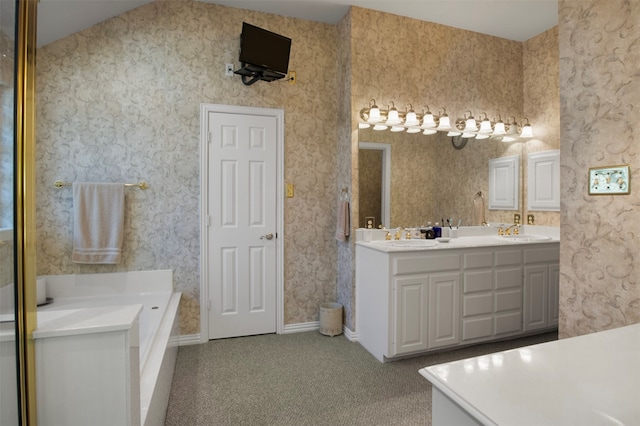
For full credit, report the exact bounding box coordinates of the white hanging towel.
[72,182,125,264]
[335,200,350,241]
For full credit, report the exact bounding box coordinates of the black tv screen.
[239,22,291,75]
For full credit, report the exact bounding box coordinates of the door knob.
[260,233,274,240]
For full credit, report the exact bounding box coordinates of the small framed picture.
[589,165,630,195]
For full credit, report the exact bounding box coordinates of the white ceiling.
[37,0,558,47]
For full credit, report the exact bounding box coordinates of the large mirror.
[357,128,523,230]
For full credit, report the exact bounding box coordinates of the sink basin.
[494,234,552,242]
[378,239,439,248]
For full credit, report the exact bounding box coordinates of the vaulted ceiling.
[37,0,558,47]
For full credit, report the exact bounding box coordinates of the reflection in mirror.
[0,0,18,422]
[358,142,390,229]
[357,129,522,229]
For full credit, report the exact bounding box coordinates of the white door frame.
[199,103,285,343]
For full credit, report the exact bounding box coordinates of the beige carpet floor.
[165,330,556,426]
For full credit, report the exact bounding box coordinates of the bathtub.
[34,270,180,426]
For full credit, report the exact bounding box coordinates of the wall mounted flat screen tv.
[239,22,291,75]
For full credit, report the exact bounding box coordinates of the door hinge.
[208,216,212,227]
[207,132,212,143]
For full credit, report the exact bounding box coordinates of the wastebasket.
[319,302,343,336]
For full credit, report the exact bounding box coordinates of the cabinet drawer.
[462,317,493,341]
[495,289,522,312]
[394,253,460,275]
[495,267,522,290]
[463,293,493,317]
[463,251,493,269]
[524,246,560,264]
[495,249,522,266]
[495,311,522,335]
[464,270,493,293]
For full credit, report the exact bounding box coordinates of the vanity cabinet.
[523,246,560,331]
[356,241,559,362]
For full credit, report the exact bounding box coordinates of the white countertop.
[420,323,640,425]
[357,234,559,253]
[33,304,142,339]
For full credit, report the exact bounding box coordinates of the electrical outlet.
[225,63,234,76]
[527,214,535,225]
[514,213,521,224]
[288,71,296,84]
[286,183,294,198]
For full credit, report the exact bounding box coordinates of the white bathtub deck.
[33,269,180,426]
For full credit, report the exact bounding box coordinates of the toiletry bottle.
[434,222,442,238]
[425,222,435,239]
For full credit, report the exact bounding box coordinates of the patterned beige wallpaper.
[335,10,355,331]
[36,1,338,334]
[558,0,640,338]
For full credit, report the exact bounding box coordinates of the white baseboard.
[178,334,201,346]
[343,326,358,341]
[181,324,358,345]
[283,321,319,334]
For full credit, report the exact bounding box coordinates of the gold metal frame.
[588,164,630,195]
[15,0,38,423]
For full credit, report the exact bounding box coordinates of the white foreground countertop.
[420,323,640,426]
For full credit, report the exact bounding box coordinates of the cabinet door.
[392,276,429,356]
[428,272,460,349]
[548,263,560,326]
[523,265,548,331]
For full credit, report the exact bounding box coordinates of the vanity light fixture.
[501,117,519,142]
[491,115,507,137]
[463,111,478,132]
[385,102,401,125]
[436,108,452,131]
[404,104,420,126]
[358,101,535,143]
[420,106,437,129]
[478,113,493,134]
[367,99,382,123]
[520,118,534,138]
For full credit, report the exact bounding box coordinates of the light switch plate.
[286,183,294,198]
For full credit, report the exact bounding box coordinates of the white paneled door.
[205,106,280,340]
